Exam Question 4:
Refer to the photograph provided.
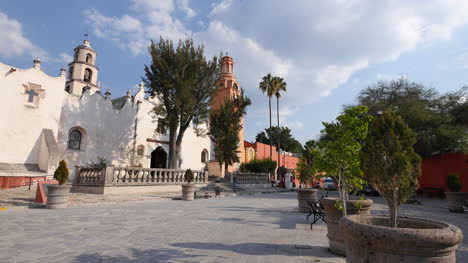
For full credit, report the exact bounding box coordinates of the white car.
[323,178,337,190]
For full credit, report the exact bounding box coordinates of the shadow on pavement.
[71,248,206,263]
[171,242,336,258]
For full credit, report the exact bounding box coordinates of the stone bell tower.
[65,40,100,96]
[211,55,246,169]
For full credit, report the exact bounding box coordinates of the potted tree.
[340,111,463,262]
[181,169,196,201]
[445,173,466,213]
[316,106,374,256]
[47,160,71,209]
[295,142,318,212]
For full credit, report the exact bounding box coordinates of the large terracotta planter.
[320,197,373,256]
[181,184,196,201]
[47,184,71,209]
[339,214,463,263]
[445,192,467,213]
[296,188,318,213]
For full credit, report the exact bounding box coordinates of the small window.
[201,149,208,163]
[225,62,229,73]
[69,66,74,80]
[157,118,166,134]
[68,130,82,150]
[84,68,92,82]
[86,53,93,64]
[137,145,145,156]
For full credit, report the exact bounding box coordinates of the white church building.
[0,40,223,181]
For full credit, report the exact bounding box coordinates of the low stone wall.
[72,166,208,194]
[232,172,270,184]
[71,183,208,195]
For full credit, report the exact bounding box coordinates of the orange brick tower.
[210,55,245,174]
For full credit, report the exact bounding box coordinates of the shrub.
[88,156,109,168]
[54,160,69,185]
[240,159,276,174]
[361,111,421,227]
[446,173,462,192]
[184,169,194,184]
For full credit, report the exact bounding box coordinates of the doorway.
[151,147,167,168]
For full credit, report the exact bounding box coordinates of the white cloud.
[177,0,196,19]
[0,12,46,59]
[284,120,304,130]
[209,0,232,17]
[58,53,72,64]
[84,0,468,105]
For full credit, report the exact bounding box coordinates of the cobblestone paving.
[0,191,466,262]
[0,191,343,263]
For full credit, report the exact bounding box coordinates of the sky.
[1,0,468,145]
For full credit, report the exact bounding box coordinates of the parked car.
[357,184,379,196]
[323,177,337,190]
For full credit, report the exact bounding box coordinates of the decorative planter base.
[339,215,463,263]
[320,197,373,256]
[446,192,467,213]
[46,185,71,209]
[296,188,318,213]
[182,184,196,201]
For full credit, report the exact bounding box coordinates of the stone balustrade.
[73,166,208,186]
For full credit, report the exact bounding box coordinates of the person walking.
[232,174,238,193]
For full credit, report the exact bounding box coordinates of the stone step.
[0,163,41,172]
[0,170,49,178]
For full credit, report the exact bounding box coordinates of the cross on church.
[25,89,39,103]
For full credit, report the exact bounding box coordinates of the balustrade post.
[74,166,81,184]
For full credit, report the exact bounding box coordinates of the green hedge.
[240,159,277,174]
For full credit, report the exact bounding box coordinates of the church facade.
[0,40,242,180]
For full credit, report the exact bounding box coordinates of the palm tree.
[272,77,287,167]
[259,73,276,161]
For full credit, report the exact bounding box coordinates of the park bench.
[306,191,328,229]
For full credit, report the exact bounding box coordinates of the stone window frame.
[84,68,92,83]
[23,82,45,108]
[67,126,87,150]
[201,149,209,163]
[137,145,145,157]
[86,53,93,64]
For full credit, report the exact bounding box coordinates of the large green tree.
[255,126,303,153]
[209,89,251,176]
[315,106,373,216]
[361,111,421,227]
[272,77,287,166]
[259,73,276,159]
[352,78,467,157]
[143,38,220,168]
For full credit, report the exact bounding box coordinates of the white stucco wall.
[58,92,137,173]
[0,63,66,165]
[59,87,212,178]
[0,62,212,176]
[134,95,211,171]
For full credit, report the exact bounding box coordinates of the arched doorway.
[151,147,167,168]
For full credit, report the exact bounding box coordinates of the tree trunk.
[341,179,347,217]
[389,203,398,227]
[276,96,280,167]
[168,127,177,168]
[269,96,272,161]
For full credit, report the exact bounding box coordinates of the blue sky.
[2,0,468,146]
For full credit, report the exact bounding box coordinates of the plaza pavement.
[0,191,466,263]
